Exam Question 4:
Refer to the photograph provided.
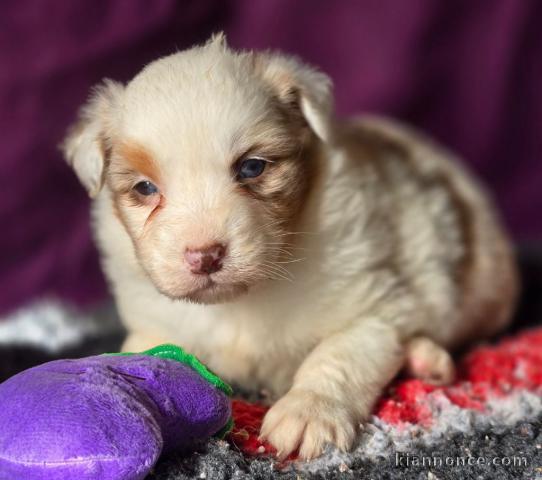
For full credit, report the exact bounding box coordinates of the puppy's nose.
[184,243,226,275]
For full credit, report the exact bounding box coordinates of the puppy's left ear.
[255,53,334,143]
[61,79,124,197]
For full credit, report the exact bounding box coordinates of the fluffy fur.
[63,34,518,459]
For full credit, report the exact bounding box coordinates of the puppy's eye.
[237,158,266,179]
[134,181,158,196]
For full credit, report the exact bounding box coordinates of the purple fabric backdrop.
[1,0,541,315]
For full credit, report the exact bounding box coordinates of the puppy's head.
[63,35,333,303]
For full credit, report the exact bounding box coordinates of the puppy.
[63,34,518,460]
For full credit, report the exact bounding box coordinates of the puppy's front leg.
[260,320,404,460]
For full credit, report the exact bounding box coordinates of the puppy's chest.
[173,308,309,395]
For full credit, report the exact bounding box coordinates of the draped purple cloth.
[1,0,541,315]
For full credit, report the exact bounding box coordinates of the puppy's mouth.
[186,276,217,296]
[182,276,249,304]
[143,259,254,305]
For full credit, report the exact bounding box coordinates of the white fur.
[63,36,518,459]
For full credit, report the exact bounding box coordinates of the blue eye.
[238,158,266,179]
[134,181,158,196]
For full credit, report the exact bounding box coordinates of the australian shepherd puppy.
[63,34,518,459]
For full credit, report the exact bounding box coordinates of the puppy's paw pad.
[259,389,358,460]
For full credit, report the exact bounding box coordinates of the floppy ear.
[256,53,334,143]
[62,79,124,197]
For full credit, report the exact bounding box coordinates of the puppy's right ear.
[254,52,334,143]
[62,79,124,197]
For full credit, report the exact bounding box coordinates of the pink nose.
[184,243,226,275]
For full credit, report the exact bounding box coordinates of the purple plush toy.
[0,344,232,480]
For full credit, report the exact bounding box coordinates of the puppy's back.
[338,116,519,347]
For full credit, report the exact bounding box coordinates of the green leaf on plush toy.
[108,343,233,396]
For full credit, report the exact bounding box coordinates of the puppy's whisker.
[262,261,295,280]
[260,263,294,282]
[254,219,284,233]
[274,231,316,237]
[265,242,308,252]
[264,247,296,258]
[274,257,306,264]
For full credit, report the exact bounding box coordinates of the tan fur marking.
[344,119,518,345]
[347,123,474,288]
[116,141,161,183]
[241,133,316,234]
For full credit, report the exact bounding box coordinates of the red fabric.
[228,327,542,459]
[229,401,271,456]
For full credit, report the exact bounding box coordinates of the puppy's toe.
[298,417,335,460]
[260,389,358,460]
[260,410,306,459]
[405,337,455,385]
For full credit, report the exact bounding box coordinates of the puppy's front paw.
[259,389,358,460]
